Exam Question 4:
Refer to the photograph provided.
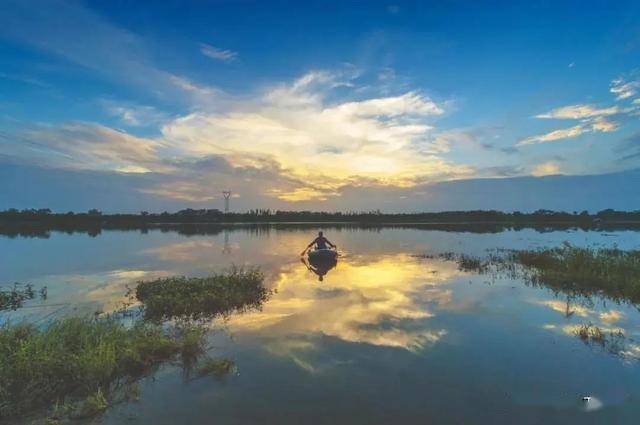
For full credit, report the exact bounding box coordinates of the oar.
[300,246,309,256]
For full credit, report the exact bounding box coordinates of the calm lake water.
[2,225,640,424]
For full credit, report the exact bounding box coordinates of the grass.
[135,266,270,323]
[0,283,47,311]
[429,243,640,305]
[0,268,268,420]
[511,244,640,303]
[198,357,236,379]
[0,316,207,420]
[573,323,626,354]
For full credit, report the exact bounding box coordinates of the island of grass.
[135,267,270,322]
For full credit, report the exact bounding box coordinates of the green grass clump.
[511,244,640,303]
[431,244,640,305]
[0,283,46,311]
[573,323,626,354]
[135,267,270,322]
[0,316,207,420]
[198,357,236,379]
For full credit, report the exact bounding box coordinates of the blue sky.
[1,0,639,211]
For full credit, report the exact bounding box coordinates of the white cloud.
[531,161,561,176]
[331,92,444,117]
[518,124,590,146]
[0,122,165,174]
[200,43,238,62]
[535,104,620,119]
[102,101,167,127]
[518,118,619,146]
[611,78,640,100]
[590,116,619,132]
[159,71,462,200]
[2,70,468,203]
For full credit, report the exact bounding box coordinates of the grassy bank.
[135,267,270,322]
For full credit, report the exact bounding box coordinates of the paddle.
[300,246,309,256]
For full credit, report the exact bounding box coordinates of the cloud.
[611,77,640,100]
[531,161,561,176]
[157,70,465,201]
[518,118,619,146]
[200,43,238,62]
[1,68,469,204]
[518,124,589,146]
[520,75,640,149]
[535,104,620,119]
[0,122,164,174]
[101,100,168,127]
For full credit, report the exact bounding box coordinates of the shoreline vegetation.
[422,244,640,358]
[0,269,269,422]
[2,208,640,238]
[424,243,640,305]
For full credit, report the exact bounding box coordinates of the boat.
[307,248,338,261]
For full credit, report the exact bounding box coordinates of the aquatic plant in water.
[573,323,626,355]
[0,283,47,311]
[427,243,640,305]
[135,266,271,323]
[0,316,212,419]
[0,268,268,420]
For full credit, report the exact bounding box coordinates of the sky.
[1,0,639,212]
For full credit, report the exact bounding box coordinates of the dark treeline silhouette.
[1,208,640,238]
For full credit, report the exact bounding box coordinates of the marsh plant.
[0,283,47,311]
[0,317,213,420]
[426,243,640,305]
[0,267,269,421]
[573,323,626,355]
[135,266,271,323]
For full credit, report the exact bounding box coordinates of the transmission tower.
[222,190,232,213]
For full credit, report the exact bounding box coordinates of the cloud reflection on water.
[228,254,458,352]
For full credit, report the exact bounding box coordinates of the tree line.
[2,207,640,225]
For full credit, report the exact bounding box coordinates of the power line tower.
[222,190,232,213]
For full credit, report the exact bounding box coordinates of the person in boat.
[305,231,336,252]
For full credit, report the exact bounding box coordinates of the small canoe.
[308,248,338,261]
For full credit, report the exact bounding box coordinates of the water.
[2,225,640,424]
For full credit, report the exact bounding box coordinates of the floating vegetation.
[425,243,640,305]
[198,358,236,379]
[135,267,271,323]
[0,283,47,311]
[573,323,626,355]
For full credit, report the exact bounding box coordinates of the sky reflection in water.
[2,227,640,424]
